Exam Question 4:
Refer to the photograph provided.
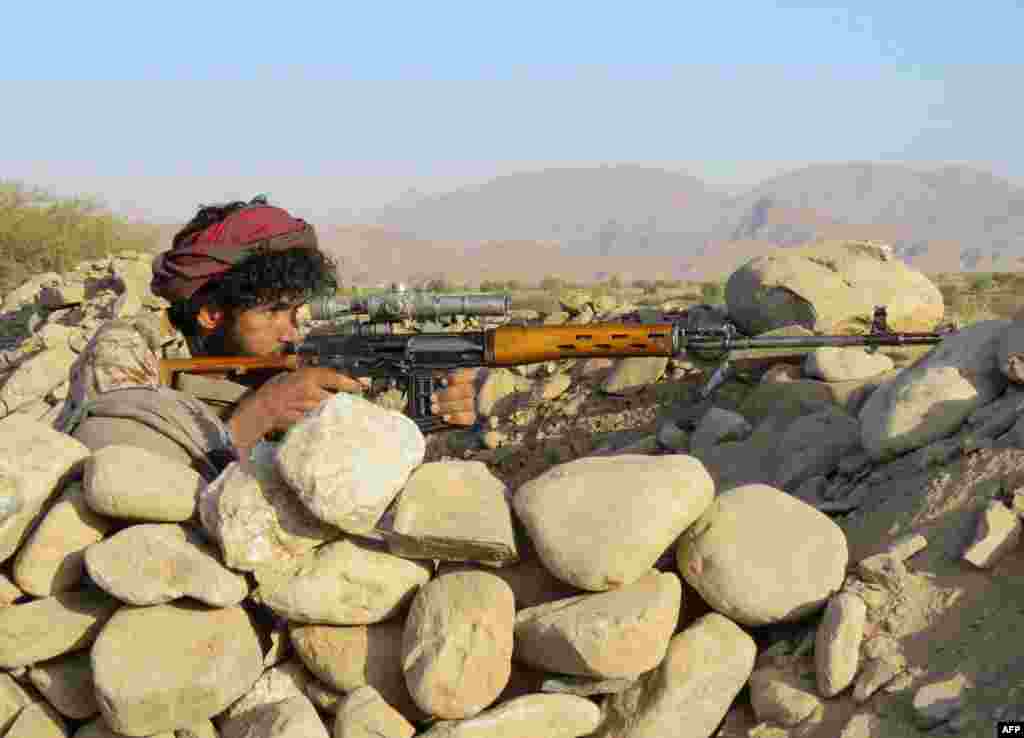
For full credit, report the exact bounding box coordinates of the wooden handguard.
[158,355,298,387]
[486,323,676,365]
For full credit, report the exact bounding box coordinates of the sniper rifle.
[158,286,956,433]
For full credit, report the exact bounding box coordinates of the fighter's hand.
[431,368,481,427]
[252,366,369,432]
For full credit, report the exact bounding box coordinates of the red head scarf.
[151,203,319,303]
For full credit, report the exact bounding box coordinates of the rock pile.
[1,239,1024,737]
[0,251,158,423]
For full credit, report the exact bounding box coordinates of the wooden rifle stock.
[159,355,299,387]
[485,323,677,365]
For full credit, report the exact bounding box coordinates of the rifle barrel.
[690,333,945,351]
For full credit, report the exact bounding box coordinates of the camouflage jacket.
[55,310,195,435]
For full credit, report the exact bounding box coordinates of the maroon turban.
[151,204,319,302]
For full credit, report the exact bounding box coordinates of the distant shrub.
[0,181,159,295]
[969,275,995,292]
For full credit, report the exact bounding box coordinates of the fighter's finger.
[444,368,480,385]
[314,368,368,394]
[434,382,475,403]
[440,410,477,427]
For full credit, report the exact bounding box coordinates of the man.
[57,197,479,477]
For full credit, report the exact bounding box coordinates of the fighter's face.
[198,294,305,357]
[223,299,304,357]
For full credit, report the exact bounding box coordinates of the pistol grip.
[406,372,455,434]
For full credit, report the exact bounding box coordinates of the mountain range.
[147,162,1024,285]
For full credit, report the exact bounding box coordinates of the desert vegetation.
[0,181,161,296]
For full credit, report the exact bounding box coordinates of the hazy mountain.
[364,165,730,258]
[350,161,1024,281]
[715,162,1024,271]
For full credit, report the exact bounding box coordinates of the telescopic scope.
[304,286,511,323]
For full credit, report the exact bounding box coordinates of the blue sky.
[2,1,1022,222]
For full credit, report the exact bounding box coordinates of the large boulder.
[220,694,328,738]
[859,320,1010,461]
[0,588,119,669]
[804,346,894,382]
[290,621,425,723]
[774,408,862,492]
[92,602,264,735]
[689,407,752,455]
[12,480,114,596]
[677,484,848,626]
[690,416,789,492]
[418,693,601,738]
[84,445,202,523]
[84,523,248,607]
[0,417,90,565]
[198,458,344,572]
[217,659,316,724]
[725,240,944,335]
[252,538,431,625]
[513,455,714,591]
[334,685,415,738]
[589,613,756,738]
[390,460,517,563]
[0,339,76,416]
[513,570,681,679]
[275,393,425,534]
[737,380,838,428]
[402,571,515,719]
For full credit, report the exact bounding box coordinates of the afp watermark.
[998,721,1024,735]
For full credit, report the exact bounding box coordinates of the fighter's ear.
[196,303,228,331]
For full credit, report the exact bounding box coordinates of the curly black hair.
[168,247,340,335]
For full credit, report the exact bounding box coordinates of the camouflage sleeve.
[63,319,162,415]
[56,318,164,435]
[80,319,162,393]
